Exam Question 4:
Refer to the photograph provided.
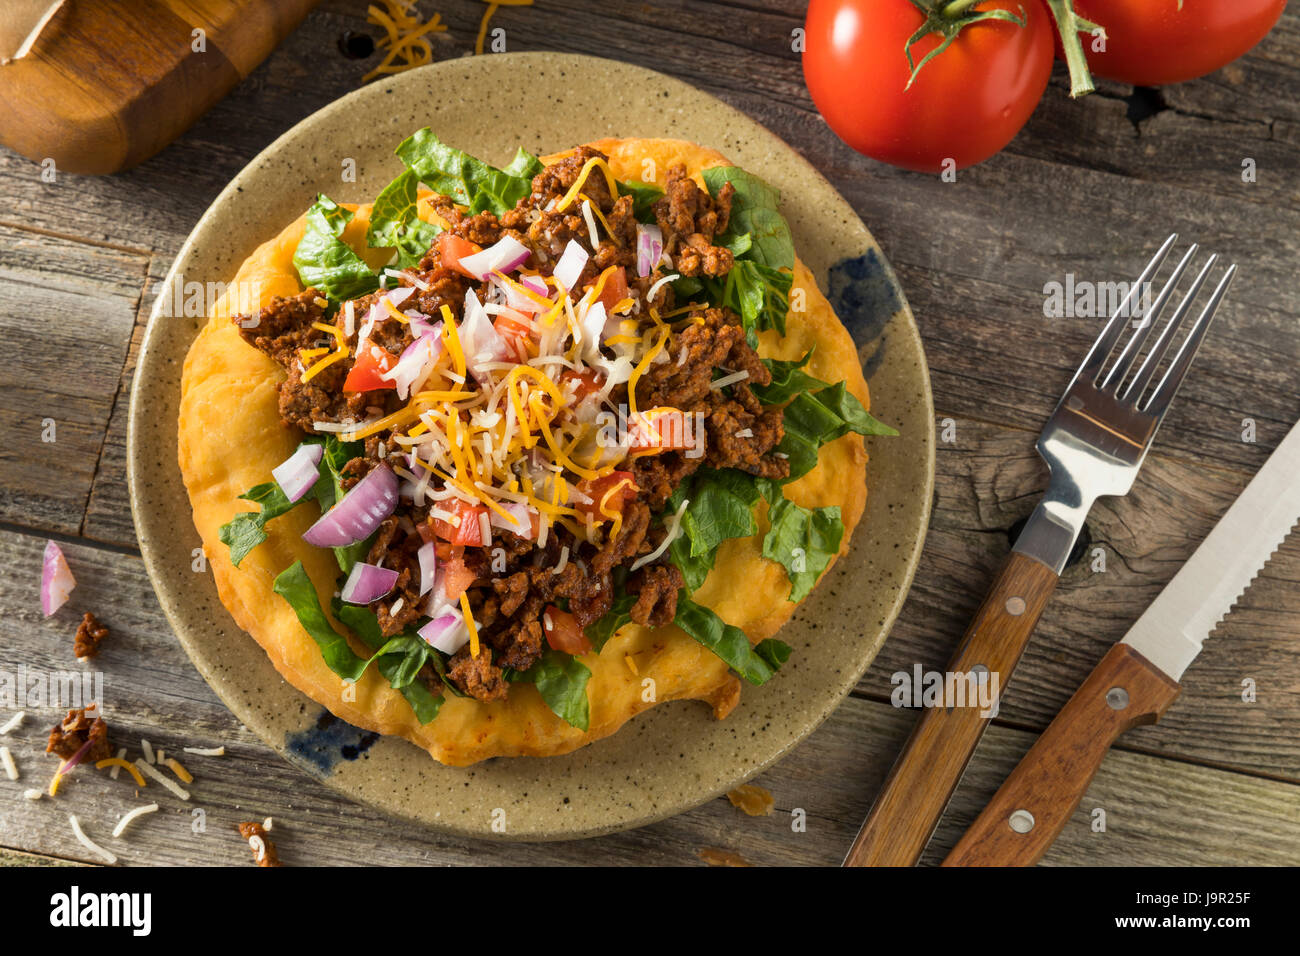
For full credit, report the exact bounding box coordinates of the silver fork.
[844,235,1237,867]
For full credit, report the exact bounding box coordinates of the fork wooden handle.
[843,551,1060,867]
[942,643,1181,866]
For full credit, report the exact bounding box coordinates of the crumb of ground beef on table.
[46,706,111,762]
[73,612,109,660]
[237,821,282,866]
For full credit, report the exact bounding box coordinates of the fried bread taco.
[178,133,895,766]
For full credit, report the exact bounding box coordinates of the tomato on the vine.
[803,0,1055,172]
[1065,0,1286,87]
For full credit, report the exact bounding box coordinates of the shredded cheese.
[0,711,25,735]
[0,746,17,781]
[68,815,116,865]
[134,758,191,801]
[112,803,159,838]
[164,757,194,785]
[182,746,226,757]
[95,758,146,787]
[363,0,448,84]
[459,592,481,658]
[555,155,620,213]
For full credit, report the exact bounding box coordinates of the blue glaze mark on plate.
[286,709,380,774]
[827,249,903,377]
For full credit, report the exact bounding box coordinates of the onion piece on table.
[340,562,400,604]
[302,464,398,548]
[41,540,76,617]
[271,442,324,503]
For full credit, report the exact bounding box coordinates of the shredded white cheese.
[0,711,25,735]
[112,803,159,838]
[631,496,691,572]
[553,545,571,575]
[0,746,18,781]
[134,758,190,801]
[390,598,405,616]
[710,369,750,390]
[182,746,226,757]
[140,739,155,765]
[580,199,600,249]
[646,272,680,304]
[108,746,127,779]
[23,789,42,801]
[69,815,117,865]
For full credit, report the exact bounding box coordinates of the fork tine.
[1100,242,1198,392]
[1076,233,1177,384]
[1143,264,1237,416]
[1122,253,1217,403]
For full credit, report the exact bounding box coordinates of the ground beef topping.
[46,707,111,762]
[73,612,109,660]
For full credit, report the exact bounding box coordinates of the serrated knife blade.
[1122,418,1300,681]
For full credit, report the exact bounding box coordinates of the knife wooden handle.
[844,551,1060,867]
[942,643,1181,867]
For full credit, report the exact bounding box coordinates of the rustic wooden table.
[2,0,1297,867]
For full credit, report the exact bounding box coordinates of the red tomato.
[1065,0,1286,87]
[575,471,637,520]
[432,499,489,547]
[542,605,592,655]
[595,267,629,312]
[440,555,478,602]
[560,368,604,402]
[802,0,1053,172]
[628,406,694,456]
[437,233,482,278]
[342,341,398,392]
[493,311,533,362]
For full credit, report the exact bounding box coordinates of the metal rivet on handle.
[1106,687,1130,710]
[1005,596,1026,616]
[1008,809,1036,834]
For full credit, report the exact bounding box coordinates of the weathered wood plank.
[0,528,1295,866]
[0,226,146,537]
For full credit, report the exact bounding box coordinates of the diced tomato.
[595,266,628,313]
[440,555,478,602]
[342,341,398,392]
[628,406,695,456]
[438,233,483,279]
[543,605,592,656]
[493,310,533,363]
[432,499,489,547]
[560,368,604,402]
[575,470,637,521]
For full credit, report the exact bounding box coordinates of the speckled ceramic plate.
[129,52,934,841]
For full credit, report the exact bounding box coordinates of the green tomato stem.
[941,0,983,16]
[1042,0,1104,98]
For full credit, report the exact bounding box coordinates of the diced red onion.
[552,240,588,290]
[386,286,416,307]
[302,464,398,547]
[62,736,96,773]
[381,330,444,399]
[457,235,531,281]
[459,290,511,377]
[419,610,469,655]
[489,502,536,539]
[271,442,324,503]
[41,540,75,616]
[340,562,399,604]
[417,541,437,596]
[635,223,663,278]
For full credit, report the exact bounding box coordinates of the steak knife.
[943,417,1300,866]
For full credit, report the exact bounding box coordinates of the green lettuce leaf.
[701,166,794,270]
[395,130,537,216]
[616,179,664,223]
[366,168,443,269]
[218,482,297,568]
[335,604,444,722]
[292,194,379,303]
[762,500,844,602]
[779,381,899,481]
[514,649,591,730]
[674,596,791,686]
[588,593,637,653]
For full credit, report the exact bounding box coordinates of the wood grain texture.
[0,0,321,173]
[943,644,1182,867]
[0,0,1297,865]
[845,552,1059,866]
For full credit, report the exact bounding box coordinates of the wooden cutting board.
[0,0,321,175]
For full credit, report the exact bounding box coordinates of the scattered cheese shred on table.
[475,0,534,55]
[23,789,42,801]
[140,738,155,765]
[163,757,193,784]
[0,746,18,781]
[362,0,448,83]
[95,757,146,788]
[107,746,127,779]
[112,803,159,838]
[183,746,225,757]
[134,758,190,801]
[0,711,25,735]
[69,815,117,865]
